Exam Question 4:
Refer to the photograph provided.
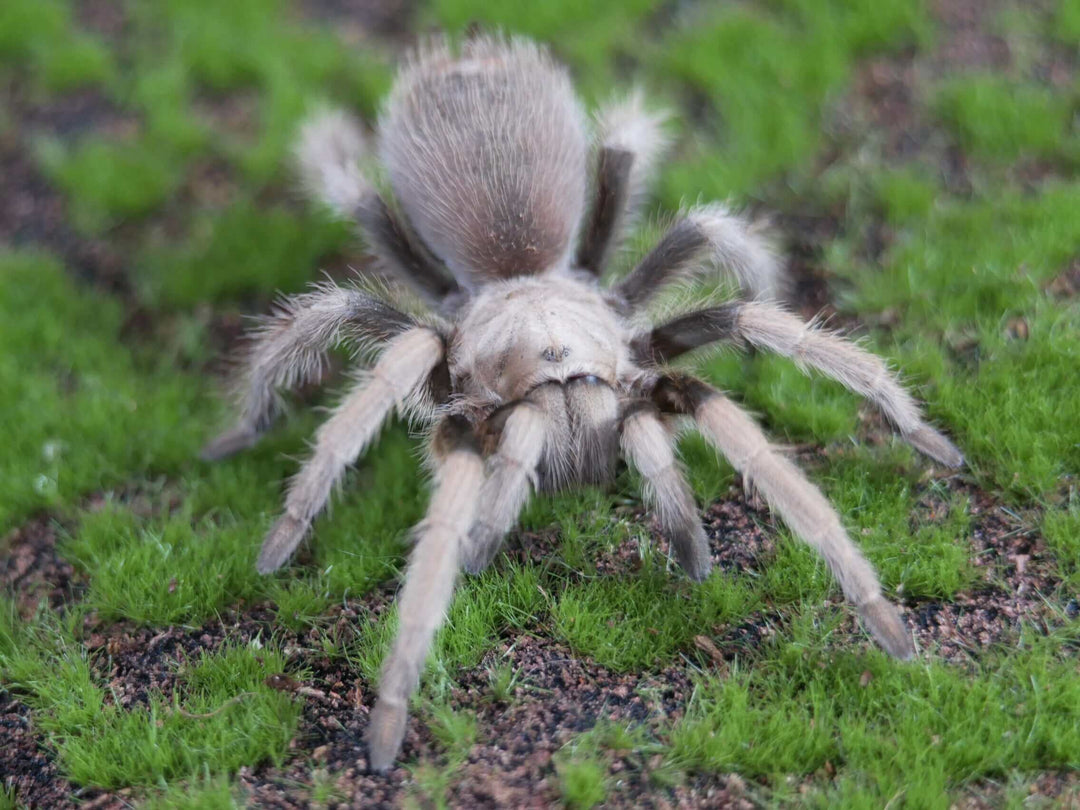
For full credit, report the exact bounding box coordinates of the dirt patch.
[1046,257,1080,300]
[955,772,1080,809]
[0,515,80,620]
[73,0,130,44]
[0,691,79,810]
[930,0,1012,73]
[295,0,418,42]
[0,88,134,296]
[908,482,1066,664]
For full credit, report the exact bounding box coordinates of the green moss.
[35,136,185,233]
[1,625,301,790]
[1043,500,1080,588]
[62,503,266,625]
[1055,0,1080,46]
[426,0,662,100]
[0,0,114,92]
[553,560,759,671]
[0,251,211,531]
[672,629,1080,803]
[139,775,241,810]
[126,0,390,185]
[874,168,940,224]
[657,0,929,200]
[934,76,1078,164]
[139,199,352,306]
[555,748,608,809]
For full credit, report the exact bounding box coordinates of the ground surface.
[1,0,1078,807]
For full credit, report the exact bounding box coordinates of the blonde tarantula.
[201,35,963,771]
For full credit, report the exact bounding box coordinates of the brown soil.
[0,515,80,621]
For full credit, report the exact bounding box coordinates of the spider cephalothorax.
[201,34,963,771]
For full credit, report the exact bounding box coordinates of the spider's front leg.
[256,326,445,573]
[460,393,551,574]
[619,402,711,581]
[367,416,485,772]
[637,301,963,467]
[652,373,914,659]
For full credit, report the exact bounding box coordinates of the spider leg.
[367,416,484,772]
[256,327,445,574]
[460,395,550,575]
[620,402,711,581]
[577,146,633,275]
[295,109,462,306]
[614,203,782,310]
[653,374,914,659]
[200,284,417,461]
[565,376,619,485]
[638,302,963,467]
[577,92,669,276]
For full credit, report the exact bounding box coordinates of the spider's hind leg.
[295,109,462,307]
[619,401,711,581]
[577,93,669,277]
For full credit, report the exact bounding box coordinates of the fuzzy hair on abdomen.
[378,36,588,287]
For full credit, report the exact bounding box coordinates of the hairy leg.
[614,203,782,310]
[201,283,416,461]
[460,398,549,575]
[653,375,914,659]
[367,417,484,772]
[256,327,444,573]
[565,376,619,484]
[638,301,963,466]
[295,109,461,305]
[577,92,669,275]
[620,403,711,581]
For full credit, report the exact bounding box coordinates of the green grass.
[0,0,113,93]
[655,0,930,201]
[2,0,1079,805]
[670,626,1080,807]
[934,75,1078,165]
[0,613,302,790]
[137,199,351,307]
[36,136,187,233]
[0,251,211,531]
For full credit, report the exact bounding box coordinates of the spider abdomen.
[379,36,588,287]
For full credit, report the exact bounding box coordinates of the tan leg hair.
[201,284,415,461]
[692,388,914,659]
[460,400,549,574]
[531,383,573,489]
[620,405,711,581]
[367,432,485,772]
[736,301,963,467]
[256,327,443,574]
[565,378,619,484]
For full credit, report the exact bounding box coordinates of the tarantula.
[201,35,963,771]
